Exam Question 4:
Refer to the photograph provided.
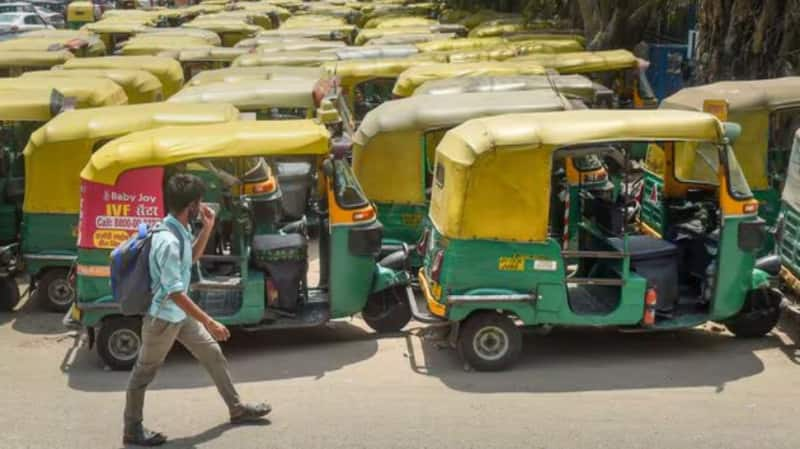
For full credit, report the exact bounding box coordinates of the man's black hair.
[165,173,207,215]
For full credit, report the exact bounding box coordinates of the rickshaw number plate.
[533,260,557,272]
[498,256,526,272]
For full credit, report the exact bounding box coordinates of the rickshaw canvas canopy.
[392,61,547,97]
[187,66,324,86]
[0,77,128,107]
[168,78,318,110]
[0,90,61,122]
[22,68,163,104]
[62,56,184,97]
[0,50,74,68]
[512,49,638,73]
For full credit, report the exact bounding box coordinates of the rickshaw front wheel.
[97,316,142,371]
[458,311,521,372]
[362,286,411,333]
[724,289,783,338]
[0,276,20,312]
[37,269,75,313]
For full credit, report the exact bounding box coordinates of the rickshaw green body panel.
[374,203,425,246]
[779,201,800,279]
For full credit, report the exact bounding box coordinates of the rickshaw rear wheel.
[724,289,783,338]
[458,311,521,372]
[97,316,142,371]
[36,269,75,313]
[0,276,20,312]
[362,286,411,333]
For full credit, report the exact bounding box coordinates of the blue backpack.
[110,221,185,316]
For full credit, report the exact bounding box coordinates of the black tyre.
[0,276,20,312]
[725,289,783,338]
[362,286,412,333]
[97,316,142,371]
[36,269,75,313]
[458,311,522,372]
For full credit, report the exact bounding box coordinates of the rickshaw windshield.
[353,77,395,121]
[673,141,753,199]
[255,108,308,120]
[783,141,800,210]
[333,159,368,209]
[573,154,603,171]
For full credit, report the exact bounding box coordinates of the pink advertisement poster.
[78,167,165,249]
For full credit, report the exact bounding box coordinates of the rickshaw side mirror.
[723,122,742,144]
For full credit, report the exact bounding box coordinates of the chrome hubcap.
[472,325,509,361]
[48,278,75,306]
[108,328,140,362]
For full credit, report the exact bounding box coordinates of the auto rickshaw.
[22,68,164,104]
[0,50,75,77]
[354,25,462,46]
[0,77,128,107]
[323,57,437,121]
[233,51,340,68]
[70,120,412,369]
[256,28,354,44]
[183,19,263,47]
[187,65,325,87]
[255,40,348,54]
[159,48,250,81]
[0,103,240,312]
[139,28,222,46]
[0,36,106,57]
[67,1,96,29]
[329,45,422,60]
[392,61,547,97]
[660,78,800,249]
[778,129,800,314]
[352,89,579,266]
[62,56,184,97]
[512,50,657,109]
[81,21,152,49]
[363,16,436,29]
[414,109,782,371]
[168,78,322,120]
[364,32,455,47]
[117,35,215,56]
[413,74,613,107]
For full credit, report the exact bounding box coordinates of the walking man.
[124,174,270,447]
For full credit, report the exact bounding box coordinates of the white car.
[0,11,53,32]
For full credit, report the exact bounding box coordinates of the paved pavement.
[1,294,800,449]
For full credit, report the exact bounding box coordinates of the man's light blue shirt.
[148,214,192,323]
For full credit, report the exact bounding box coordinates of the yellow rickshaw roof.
[62,56,184,97]
[512,49,638,73]
[354,89,567,145]
[168,78,317,109]
[416,37,506,53]
[255,40,347,53]
[661,77,800,112]
[257,27,353,40]
[441,109,724,165]
[0,37,100,53]
[22,68,162,99]
[414,74,596,100]
[83,21,153,33]
[26,102,239,145]
[21,29,91,39]
[183,20,263,33]
[188,65,324,86]
[161,47,249,62]
[119,35,215,55]
[330,45,420,60]
[0,77,128,107]
[324,57,433,80]
[364,32,454,46]
[67,1,93,10]
[369,16,436,29]
[355,26,434,45]
[392,61,547,97]
[140,28,222,45]
[0,90,61,121]
[235,36,324,48]
[0,50,74,67]
[83,120,330,185]
[233,50,339,67]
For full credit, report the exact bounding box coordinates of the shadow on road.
[64,321,379,393]
[0,291,69,336]
[119,420,271,449]
[405,325,795,394]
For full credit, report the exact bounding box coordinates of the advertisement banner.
[78,167,165,249]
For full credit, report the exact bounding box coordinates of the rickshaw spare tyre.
[97,316,142,371]
[0,276,20,312]
[458,311,521,372]
[36,268,75,313]
[362,286,411,333]
[724,289,783,338]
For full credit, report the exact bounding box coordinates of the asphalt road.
[1,295,800,449]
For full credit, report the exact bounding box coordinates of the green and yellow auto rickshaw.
[363,32,455,46]
[183,19,263,47]
[117,35,214,56]
[67,1,95,29]
[62,55,184,97]
[354,26,461,46]
[660,78,800,246]
[0,77,128,107]
[186,65,325,87]
[233,50,340,68]
[70,120,412,369]
[22,68,164,104]
[352,89,579,265]
[0,90,67,311]
[392,61,547,98]
[159,48,250,81]
[0,103,240,312]
[0,50,75,77]
[777,129,800,314]
[414,109,781,371]
[139,27,222,46]
[512,50,657,109]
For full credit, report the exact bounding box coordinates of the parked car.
[33,5,64,28]
[0,11,52,32]
[0,2,35,13]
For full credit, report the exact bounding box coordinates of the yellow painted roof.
[62,56,184,97]
[255,40,346,53]
[0,90,61,121]
[160,47,249,62]
[233,50,339,67]
[0,36,105,55]
[168,78,317,109]
[83,120,330,185]
[0,77,128,108]
[512,49,638,73]
[324,57,435,83]
[416,37,506,53]
[414,74,597,102]
[0,50,74,67]
[187,65,324,86]
[22,68,163,104]
[662,77,800,113]
[139,28,222,46]
[183,19,263,34]
[83,21,153,34]
[119,36,214,56]
[392,61,547,97]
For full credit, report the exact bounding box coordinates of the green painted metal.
[21,213,77,254]
[375,202,426,245]
[328,223,376,318]
[640,170,665,234]
[780,201,800,278]
[710,214,759,321]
